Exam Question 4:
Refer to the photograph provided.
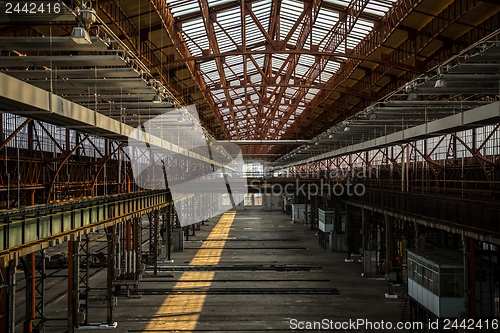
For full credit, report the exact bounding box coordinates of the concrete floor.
[54,210,407,332]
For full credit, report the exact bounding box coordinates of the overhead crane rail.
[0,190,188,266]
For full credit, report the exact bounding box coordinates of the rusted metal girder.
[408,142,444,176]
[283,124,500,201]
[149,0,230,139]
[90,143,126,191]
[46,134,90,203]
[170,49,419,70]
[195,83,369,98]
[0,114,128,207]
[174,0,380,25]
[240,1,283,132]
[174,0,259,24]
[0,119,32,152]
[94,0,221,138]
[258,0,322,138]
[272,0,424,144]
[198,0,241,140]
[96,1,165,85]
[260,0,282,130]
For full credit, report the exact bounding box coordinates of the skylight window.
[165,0,398,140]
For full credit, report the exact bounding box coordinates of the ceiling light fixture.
[71,27,92,44]
[152,94,162,104]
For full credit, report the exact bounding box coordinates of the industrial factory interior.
[1,0,500,332]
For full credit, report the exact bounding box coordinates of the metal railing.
[0,190,181,256]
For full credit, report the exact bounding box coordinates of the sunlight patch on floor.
[144,211,236,331]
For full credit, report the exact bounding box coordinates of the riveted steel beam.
[149,0,230,139]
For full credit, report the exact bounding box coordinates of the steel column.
[134,217,141,280]
[106,225,116,325]
[361,208,368,253]
[33,250,45,333]
[78,234,90,327]
[0,267,7,332]
[153,210,159,275]
[29,252,35,332]
[166,205,172,261]
[385,214,394,272]
[125,219,131,278]
[67,238,79,333]
[463,236,477,321]
[147,212,154,261]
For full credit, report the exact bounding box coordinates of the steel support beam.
[153,210,159,275]
[269,0,372,140]
[134,217,142,279]
[166,206,172,261]
[463,235,476,321]
[22,252,36,333]
[280,101,500,169]
[286,0,483,141]
[0,191,192,267]
[149,0,230,139]
[6,259,16,333]
[259,0,321,138]
[67,238,79,333]
[33,250,45,333]
[106,225,116,325]
[0,73,229,169]
[385,214,394,272]
[304,2,500,139]
[346,195,500,246]
[198,0,241,140]
[78,234,90,327]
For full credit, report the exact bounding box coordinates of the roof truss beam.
[304,0,484,135]
[259,0,322,141]
[268,0,372,141]
[149,0,230,139]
